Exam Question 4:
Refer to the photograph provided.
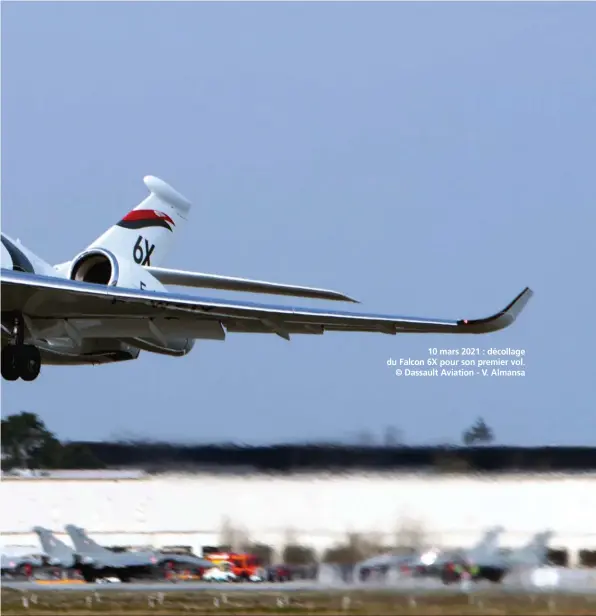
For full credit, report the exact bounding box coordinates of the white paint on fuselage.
[1,233,210,363]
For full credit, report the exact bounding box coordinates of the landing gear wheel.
[17,345,41,381]
[1,345,41,381]
[1,346,20,381]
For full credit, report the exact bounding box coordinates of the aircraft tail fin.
[469,525,504,558]
[64,524,110,556]
[516,530,553,563]
[33,527,76,567]
[86,176,192,268]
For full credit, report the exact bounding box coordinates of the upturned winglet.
[457,287,534,334]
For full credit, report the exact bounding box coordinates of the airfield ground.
[3,587,596,615]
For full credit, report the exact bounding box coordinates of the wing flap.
[145,266,358,303]
[1,269,533,336]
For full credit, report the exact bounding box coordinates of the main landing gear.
[2,345,42,381]
[1,314,42,382]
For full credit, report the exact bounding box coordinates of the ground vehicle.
[266,564,292,582]
[204,552,264,582]
[202,563,237,582]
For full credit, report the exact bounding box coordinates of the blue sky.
[1,2,595,445]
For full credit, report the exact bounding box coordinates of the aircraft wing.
[1,269,533,338]
[145,266,358,303]
[157,553,214,568]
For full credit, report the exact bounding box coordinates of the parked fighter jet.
[501,531,554,569]
[421,525,505,575]
[33,527,79,569]
[445,530,555,584]
[64,524,213,582]
[354,526,505,583]
[1,546,44,578]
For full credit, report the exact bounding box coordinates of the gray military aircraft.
[0,549,44,578]
[354,526,505,582]
[502,531,554,568]
[33,527,79,570]
[421,525,505,572]
[63,524,213,582]
[441,530,554,584]
[462,530,554,583]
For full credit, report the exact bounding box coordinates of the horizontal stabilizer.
[145,266,358,303]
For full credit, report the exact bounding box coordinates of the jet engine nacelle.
[67,248,166,292]
[67,248,196,357]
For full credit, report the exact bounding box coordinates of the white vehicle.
[96,577,122,584]
[202,565,237,582]
[1,175,533,382]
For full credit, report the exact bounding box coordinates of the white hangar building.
[1,470,595,566]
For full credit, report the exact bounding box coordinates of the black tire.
[81,569,96,583]
[483,567,505,583]
[1,346,19,381]
[18,345,41,381]
[441,569,460,585]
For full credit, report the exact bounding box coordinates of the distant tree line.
[1,412,104,471]
[79,440,595,472]
[2,412,595,473]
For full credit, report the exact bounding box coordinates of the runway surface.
[3,580,319,593]
[3,568,596,596]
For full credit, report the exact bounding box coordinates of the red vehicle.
[205,552,263,581]
[266,564,292,582]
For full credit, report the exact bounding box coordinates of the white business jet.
[0,176,533,382]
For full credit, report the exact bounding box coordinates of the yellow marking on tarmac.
[34,579,86,585]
